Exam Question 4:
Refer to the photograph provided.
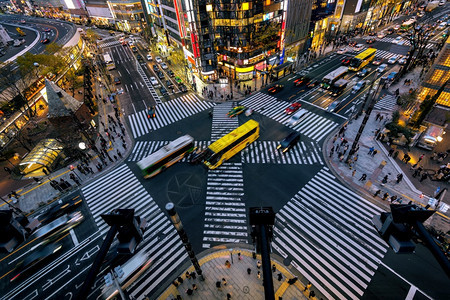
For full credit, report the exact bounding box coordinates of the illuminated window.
[266,0,270,6]
[243,2,249,10]
[206,4,212,11]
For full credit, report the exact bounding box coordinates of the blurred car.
[268,84,284,94]
[366,38,375,44]
[377,32,386,39]
[167,70,174,77]
[41,38,50,44]
[394,25,401,31]
[357,68,369,77]
[160,86,168,96]
[372,58,383,65]
[306,79,319,88]
[227,106,246,118]
[386,71,398,81]
[10,243,63,282]
[153,64,159,72]
[155,56,163,63]
[376,63,388,73]
[327,101,340,112]
[29,211,84,242]
[293,76,310,86]
[114,77,121,85]
[336,48,347,54]
[388,56,398,64]
[348,41,357,47]
[277,132,301,153]
[160,62,168,69]
[131,46,137,53]
[386,28,395,35]
[393,36,403,44]
[398,57,406,65]
[157,71,165,79]
[37,199,82,225]
[285,102,302,115]
[354,44,364,51]
[175,76,183,85]
[166,80,173,88]
[147,106,156,118]
[20,19,26,24]
[44,28,51,32]
[352,80,366,92]
[150,76,159,86]
[136,54,143,62]
[146,54,152,61]
[128,40,134,46]
[179,83,188,93]
[189,148,207,165]
[341,56,351,65]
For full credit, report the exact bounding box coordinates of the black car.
[136,54,143,62]
[153,65,159,72]
[166,80,173,88]
[147,106,156,118]
[268,84,284,94]
[366,38,375,44]
[37,198,82,225]
[341,56,351,66]
[293,76,311,87]
[41,38,50,44]
[179,83,188,93]
[386,28,394,35]
[167,70,175,77]
[189,149,207,165]
[306,79,318,88]
[157,71,165,79]
[160,86,168,96]
[357,68,369,77]
[10,243,63,282]
[277,132,301,153]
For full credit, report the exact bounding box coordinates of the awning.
[19,139,64,177]
[273,62,293,72]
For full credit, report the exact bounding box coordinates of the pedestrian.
[375,113,380,121]
[172,280,179,287]
[177,276,183,284]
[192,284,197,291]
[371,149,378,157]
[339,153,345,162]
[277,273,283,281]
[329,147,334,158]
[216,281,221,290]
[332,135,337,143]
[247,268,252,275]
[225,260,231,268]
[4,166,11,174]
[191,272,196,279]
[257,261,261,269]
[186,271,191,279]
[287,277,298,285]
[393,151,399,159]
[359,174,367,181]
[420,172,427,182]
[186,288,193,295]
[388,149,395,157]
[227,293,232,300]
[222,278,227,286]
[396,173,403,183]
[352,169,356,177]
[418,154,424,162]
[11,191,19,198]
[368,147,374,155]
[117,151,122,158]
[379,115,384,122]
[304,282,312,291]
[309,290,316,298]
[354,154,359,162]
[383,192,389,201]
[257,271,261,279]
[373,189,381,197]
[238,252,241,260]
[272,264,276,273]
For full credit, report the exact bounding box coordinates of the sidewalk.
[156,246,318,300]
[324,110,450,233]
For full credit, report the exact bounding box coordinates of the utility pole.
[345,76,385,164]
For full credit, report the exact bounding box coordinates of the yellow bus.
[204,119,259,169]
[349,48,377,71]
[137,135,195,178]
[16,27,26,36]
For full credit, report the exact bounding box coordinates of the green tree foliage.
[85,29,99,43]
[385,122,415,144]
[396,91,417,110]
[392,110,400,124]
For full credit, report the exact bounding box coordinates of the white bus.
[321,66,348,89]
[137,135,195,178]
[103,54,115,70]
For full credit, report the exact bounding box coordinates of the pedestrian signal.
[104,273,113,286]
[114,266,124,278]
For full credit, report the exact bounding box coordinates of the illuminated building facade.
[418,37,450,107]
[85,0,115,26]
[340,0,372,32]
[309,0,336,51]
[107,0,145,33]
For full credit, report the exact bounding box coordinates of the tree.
[401,25,433,78]
[396,91,417,110]
[85,29,99,43]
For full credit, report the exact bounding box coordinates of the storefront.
[18,139,64,177]
[271,62,294,81]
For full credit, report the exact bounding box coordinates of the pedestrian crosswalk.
[362,36,434,49]
[375,49,400,60]
[241,141,323,164]
[81,164,189,299]
[203,162,249,248]
[272,168,388,300]
[211,102,239,141]
[128,140,323,164]
[127,94,215,139]
[98,40,120,48]
[240,93,338,141]
[374,94,397,111]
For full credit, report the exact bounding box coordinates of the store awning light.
[243,2,249,10]
[206,4,213,11]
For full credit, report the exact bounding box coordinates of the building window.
[206,4,213,12]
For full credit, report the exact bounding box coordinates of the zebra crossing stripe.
[273,168,388,300]
[374,94,397,111]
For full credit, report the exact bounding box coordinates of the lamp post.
[165,202,204,281]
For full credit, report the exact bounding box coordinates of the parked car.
[153,64,159,72]
[159,86,168,96]
[155,56,163,63]
[377,63,388,73]
[357,68,369,77]
[277,132,301,153]
[284,102,302,115]
[157,71,165,79]
[160,62,168,69]
[146,54,152,61]
[150,76,159,86]
[268,84,284,94]
[136,54,143,62]
[352,80,366,92]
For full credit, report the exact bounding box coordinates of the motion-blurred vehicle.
[341,56,351,66]
[288,108,308,126]
[10,243,63,282]
[357,68,369,77]
[377,63,388,73]
[306,79,319,88]
[293,76,310,87]
[285,102,302,115]
[352,80,366,92]
[29,211,84,242]
[37,198,82,225]
[227,106,246,118]
[372,58,383,65]
[268,84,284,94]
[40,38,50,44]
[327,101,340,112]
[147,106,156,118]
[388,56,398,64]
[277,132,301,153]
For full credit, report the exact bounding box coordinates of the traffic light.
[104,273,113,286]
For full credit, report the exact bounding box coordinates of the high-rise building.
[308,0,336,51]
[340,0,372,32]
[418,37,450,107]
[107,0,145,33]
[85,0,115,26]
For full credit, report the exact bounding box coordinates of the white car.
[439,0,446,6]
[155,56,163,63]
[354,44,364,51]
[377,32,386,39]
[394,25,400,31]
[388,56,398,64]
[377,63,388,73]
[146,54,152,61]
[337,48,347,54]
[150,76,159,87]
[128,40,134,46]
[393,36,403,44]
[160,62,168,69]
[398,57,406,65]
[352,80,366,92]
